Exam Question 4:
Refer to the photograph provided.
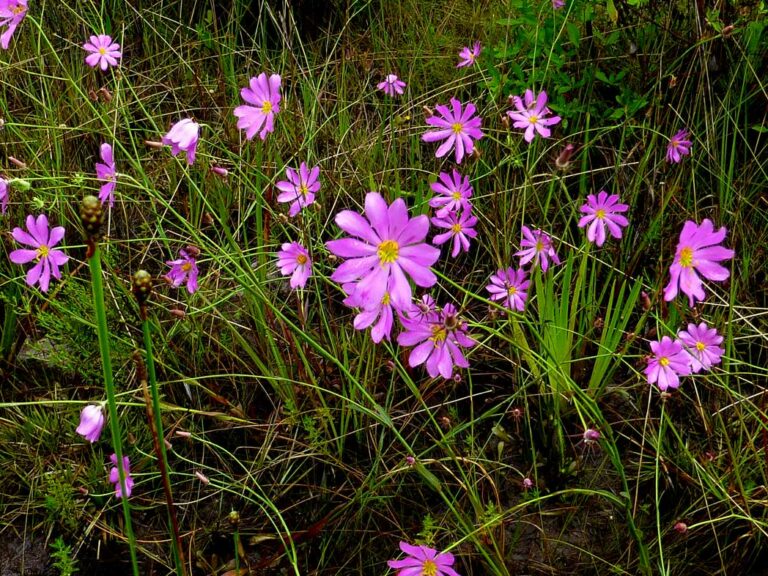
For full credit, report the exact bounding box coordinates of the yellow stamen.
[451,223,462,233]
[262,101,273,114]
[451,191,461,200]
[528,115,539,124]
[381,293,390,305]
[452,122,463,134]
[595,208,606,219]
[535,240,544,252]
[507,285,517,295]
[377,240,399,264]
[659,357,670,367]
[36,245,50,260]
[296,254,308,265]
[429,324,446,345]
[299,184,309,196]
[695,341,706,351]
[679,246,694,268]
[98,47,107,55]
[181,262,192,272]
[422,560,438,576]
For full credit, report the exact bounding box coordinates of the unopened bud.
[98,87,113,102]
[185,245,201,258]
[722,24,734,37]
[501,115,510,130]
[169,308,186,319]
[422,105,433,119]
[9,156,27,169]
[405,456,416,466]
[555,144,576,169]
[132,270,153,305]
[80,195,103,240]
[583,428,601,443]
[640,291,652,311]
[145,140,164,149]
[522,477,534,490]
[210,165,228,179]
[674,522,688,534]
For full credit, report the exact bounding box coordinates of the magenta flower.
[9,214,69,293]
[663,219,734,307]
[276,242,312,289]
[234,72,281,141]
[507,90,561,143]
[76,405,105,443]
[677,322,724,373]
[486,267,529,312]
[577,191,629,246]
[83,34,122,70]
[343,279,395,343]
[431,210,478,257]
[457,41,481,68]
[516,226,560,272]
[398,303,475,379]
[422,98,484,164]
[645,336,692,391]
[377,74,406,97]
[429,170,473,218]
[0,0,27,50]
[109,454,135,499]
[276,162,321,217]
[162,118,200,165]
[95,143,116,207]
[553,0,565,8]
[666,129,692,163]
[326,192,440,312]
[388,541,461,576]
[0,177,8,214]
[165,248,199,294]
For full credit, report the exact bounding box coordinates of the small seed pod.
[80,195,103,241]
[132,270,153,305]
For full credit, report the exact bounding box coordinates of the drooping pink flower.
[165,248,199,294]
[429,169,473,218]
[109,454,135,499]
[276,162,321,217]
[431,210,478,257]
[162,118,200,165]
[95,143,116,207]
[677,322,724,373]
[666,129,692,163]
[276,242,312,289]
[326,192,439,312]
[0,177,8,214]
[0,0,27,50]
[343,278,395,344]
[377,74,406,97]
[645,336,692,391]
[507,90,561,143]
[234,73,281,141]
[457,41,481,68]
[486,267,529,312]
[76,405,105,443]
[422,98,484,164]
[663,219,734,307]
[516,226,560,272]
[9,214,69,292]
[388,541,462,576]
[83,34,122,70]
[577,191,629,246]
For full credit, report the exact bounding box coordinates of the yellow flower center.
[452,191,461,200]
[262,101,273,114]
[377,240,399,264]
[695,341,706,351]
[595,208,606,219]
[36,245,50,260]
[181,262,192,272]
[451,223,462,233]
[422,560,438,576]
[299,184,309,196]
[670,138,679,148]
[296,254,308,265]
[507,285,517,295]
[659,357,670,367]
[535,240,544,252]
[430,324,446,345]
[452,122,463,134]
[381,293,390,305]
[528,115,539,124]
[12,4,24,14]
[679,246,694,268]
[98,47,107,55]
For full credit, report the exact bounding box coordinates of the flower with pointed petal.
[108,454,134,499]
[431,209,477,257]
[234,73,281,141]
[457,41,481,68]
[343,278,395,343]
[666,129,691,163]
[388,541,462,576]
[9,214,69,292]
[429,169,473,218]
[506,90,561,143]
[677,322,724,373]
[645,336,692,391]
[276,242,312,289]
[516,226,560,272]
[95,143,117,207]
[276,162,321,217]
[377,74,406,97]
[577,191,629,246]
[486,267,529,312]
[422,98,484,164]
[165,248,199,294]
[0,0,27,50]
[83,34,122,70]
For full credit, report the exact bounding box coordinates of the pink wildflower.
[343,279,395,343]
[9,214,69,292]
[516,226,560,272]
[0,177,8,214]
[165,248,199,294]
[76,405,105,443]
[0,0,27,50]
[553,0,565,8]
[486,267,529,312]
[677,322,724,373]
[577,191,629,246]
[83,34,122,70]
[507,90,561,143]
[645,336,692,391]
[457,41,481,68]
[429,169,473,218]
[431,210,478,257]
[276,162,321,217]
[95,143,116,207]
[162,118,200,165]
[276,242,312,289]
[108,454,134,499]
[388,541,461,576]
[234,73,281,141]
[377,74,406,97]
[422,98,484,164]
[666,129,692,163]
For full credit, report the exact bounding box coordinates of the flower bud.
[80,195,103,240]
[75,404,105,443]
[674,522,688,534]
[422,105,433,119]
[522,477,534,490]
[210,165,229,179]
[132,270,153,305]
[555,144,576,169]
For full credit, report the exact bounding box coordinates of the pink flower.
[553,0,565,8]
[108,454,134,499]
[507,90,561,143]
[677,322,724,373]
[9,214,69,292]
[577,191,629,246]
[165,248,199,294]
[83,34,122,70]
[276,162,321,217]
[326,192,440,312]
[95,143,116,207]
[663,219,734,307]
[234,73,281,141]
[0,177,8,214]
[666,129,692,163]
[645,336,692,391]
[343,279,395,343]
[0,0,27,50]
[431,210,478,257]
[486,267,529,312]
[162,118,200,165]
[457,41,481,68]
[422,98,484,164]
[377,74,406,97]
[76,405,105,443]
[429,170,473,218]
[516,226,560,272]
[388,541,461,576]
[276,242,312,289]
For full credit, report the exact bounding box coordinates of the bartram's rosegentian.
[662,219,734,307]
[677,322,724,373]
[0,0,27,50]
[506,90,561,143]
[0,176,8,214]
[431,210,478,257]
[377,74,406,97]
[577,191,629,246]
[645,336,692,391]
[83,34,122,70]
[429,169,473,218]
[276,162,320,217]
[516,226,560,272]
[95,143,116,207]
[343,279,395,343]
[388,541,462,576]
[276,242,312,289]
[76,405,105,443]
[234,73,281,141]
[422,98,484,164]
[162,118,200,165]
[666,129,692,163]
[486,267,529,312]
[326,192,439,311]
[109,454,135,499]
[165,248,199,294]
[9,214,69,293]
[456,41,481,68]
